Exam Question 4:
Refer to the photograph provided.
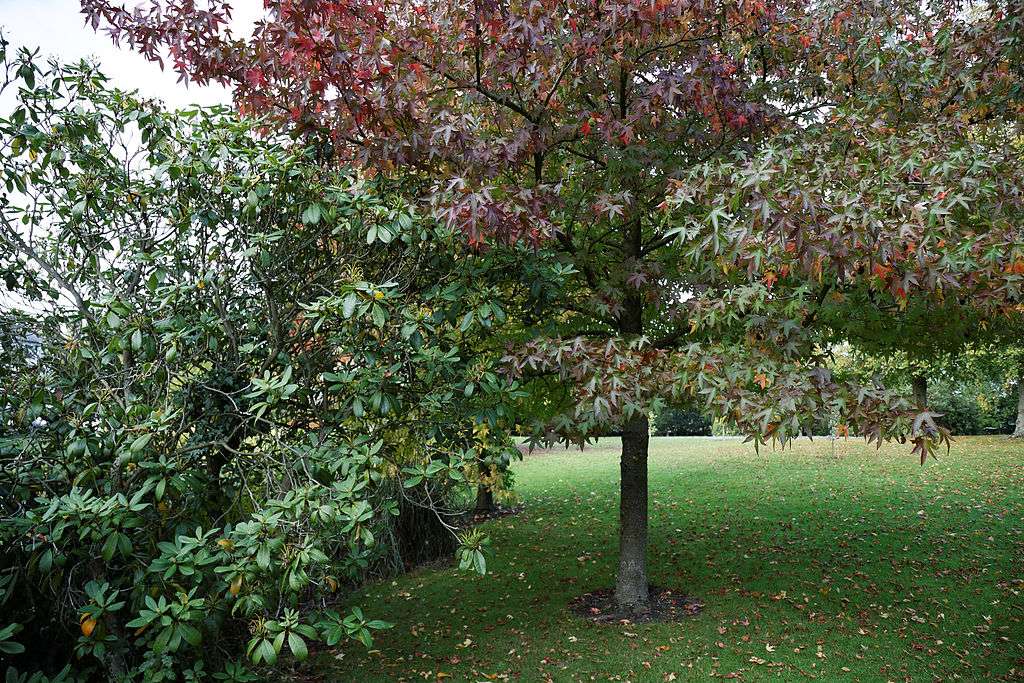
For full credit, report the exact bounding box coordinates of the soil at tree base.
[569,586,703,624]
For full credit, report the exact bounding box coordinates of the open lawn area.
[325,436,1024,682]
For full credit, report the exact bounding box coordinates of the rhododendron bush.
[0,45,526,680]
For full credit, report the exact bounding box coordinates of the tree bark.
[615,412,650,613]
[1013,365,1024,438]
[912,374,928,409]
[474,460,496,513]
[613,258,650,614]
[475,481,495,513]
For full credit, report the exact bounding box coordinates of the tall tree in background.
[834,343,1023,436]
[1014,356,1024,437]
[838,298,1003,409]
[82,0,1024,613]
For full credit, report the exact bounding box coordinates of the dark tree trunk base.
[475,484,496,514]
[462,503,524,525]
[394,493,459,570]
[1013,366,1024,438]
[569,586,703,624]
[912,374,928,409]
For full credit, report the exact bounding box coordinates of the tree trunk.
[475,481,495,514]
[615,216,649,613]
[474,460,495,513]
[912,374,928,409]
[1013,365,1024,438]
[615,412,650,613]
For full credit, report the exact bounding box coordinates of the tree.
[826,284,1024,411]
[82,0,1024,614]
[834,344,1021,435]
[0,45,526,679]
[1014,359,1024,437]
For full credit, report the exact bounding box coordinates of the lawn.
[323,436,1024,681]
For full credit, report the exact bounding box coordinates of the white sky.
[0,1,268,314]
[0,0,266,109]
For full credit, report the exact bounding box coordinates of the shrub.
[0,49,522,681]
[652,407,712,436]
[930,384,1015,435]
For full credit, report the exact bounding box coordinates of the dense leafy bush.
[0,48,523,681]
[928,381,1016,435]
[652,407,711,436]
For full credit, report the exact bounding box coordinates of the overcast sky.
[0,0,265,109]
[0,1,268,314]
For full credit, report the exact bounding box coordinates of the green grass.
[324,436,1024,681]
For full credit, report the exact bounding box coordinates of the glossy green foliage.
[0,44,522,681]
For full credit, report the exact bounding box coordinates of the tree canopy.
[79,0,1024,445]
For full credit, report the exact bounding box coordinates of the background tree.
[82,0,1024,616]
[1014,363,1024,437]
[834,344,1021,435]
[826,282,1024,409]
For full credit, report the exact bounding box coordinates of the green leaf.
[287,631,308,660]
[356,628,372,647]
[473,550,486,574]
[342,292,358,318]
[129,433,152,454]
[101,533,117,562]
[259,638,276,665]
[302,203,322,225]
[256,544,271,569]
[19,64,35,90]
[125,615,152,629]
[180,623,202,646]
